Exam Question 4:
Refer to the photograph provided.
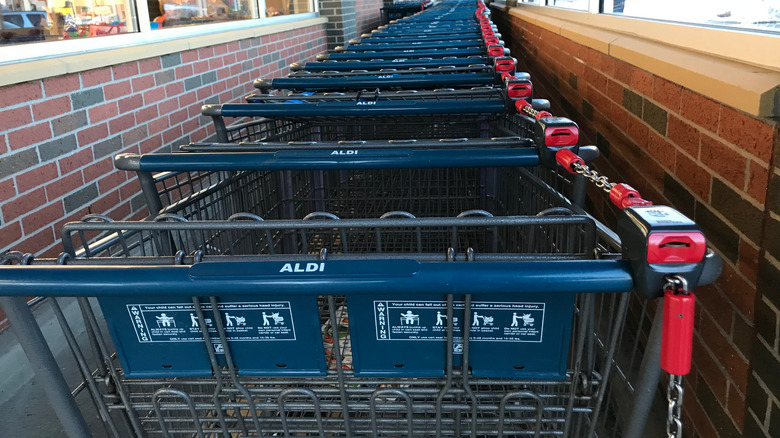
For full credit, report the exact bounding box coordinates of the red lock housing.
[488,45,505,57]
[647,232,707,264]
[493,56,515,73]
[506,78,532,99]
[555,149,584,174]
[660,289,696,375]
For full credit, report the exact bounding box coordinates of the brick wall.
[0,23,328,329]
[493,8,779,438]
[320,0,358,49]
[355,0,384,35]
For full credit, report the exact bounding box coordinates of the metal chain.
[665,274,689,438]
[570,161,614,193]
[667,374,685,438]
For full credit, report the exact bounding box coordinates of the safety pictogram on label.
[127,302,297,348]
[374,300,544,344]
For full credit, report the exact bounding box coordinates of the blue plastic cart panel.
[98,295,326,378]
[348,293,574,379]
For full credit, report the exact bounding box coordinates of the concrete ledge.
[0,17,328,88]
[504,5,780,117]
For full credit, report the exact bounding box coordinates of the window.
[604,0,780,32]
[1,0,137,44]
[535,0,780,32]
[0,0,316,46]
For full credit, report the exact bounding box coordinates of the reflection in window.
[148,0,257,28]
[1,0,136,45]
[265,0,313,17]
[604,0,780,32]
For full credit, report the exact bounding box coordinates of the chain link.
[570,161,614,193]
[667,374,684,438]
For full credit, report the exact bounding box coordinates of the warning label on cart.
[127,302,296,344]
[373,301,544,343]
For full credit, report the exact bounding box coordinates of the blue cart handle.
[0,260,634,297]
[114,147,540,172]
[203,99,507,118]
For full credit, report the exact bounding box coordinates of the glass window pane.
[604,0,780,33]
[265,0,314,17]
[149,0,258,28]
[1,0,137,45]
[549,0,590,11]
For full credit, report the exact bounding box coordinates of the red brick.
[198,47,214,59]
[0,221,23,251]
[162,126,182,143]
[142,87,166,105]
[193,60,210,74]
[667,115,700,158]
[717,263,756,319]
[674,152,711,201]
[0,107,32,131]
[0,82,42,107]
[88,102,119,124]
[718,105,774,163]
[57,149,92,176]
[32,96,71,121]
[611,59,635,85]
[91,191,122,216]
[726,383,745,430]
[139,58,162,74]
[648,131,676,170]
[16,163,58,194]
[138,134,162,154]
[131,74,156,93]
[0,134,7,155]
[190,127,208,143]
[746,160,769,204]
[112,62,140,80]
[178,91,197,107]
[104,80,132,101]
[181,49,198,63]
[208,57,224,70]
[700,135,747,189]
[7,122,51,150]
[148,117,169,135]
[45,171,84,200]
[699,313,749,393]
[21,202,64,235]
[83,158,114,182]
[158,97,179,116]
[738,239,759,285]
[628,69,653,97]
[626,115,649,145]
[2,187,46,222]
[213,43,228,56]
[18,227,55,255]
[118,95,144,113]
[169,108,189,126]
[135,105,159,124]
[683,381,719,438]
[109,113,136,135]
[196,85,214,101]
[77,123,109,146]
[97,171,126,193]
[43,74,80,96]
[165,82,185,98]
[0,178,17,203]
[692,334,728,405]
[697,283,733,332]
[175,64,194,79]
[680,89,720,133]
[652,77,682,113]
[80,68,112,88]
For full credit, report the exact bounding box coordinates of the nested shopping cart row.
[0,1,721,437]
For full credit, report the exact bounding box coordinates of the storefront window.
[148,0,258,28]
[265,0,313,17]
[1,0,137,45]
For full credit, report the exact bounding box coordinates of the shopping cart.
[1,137,721,437]
[290,57,492,72]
